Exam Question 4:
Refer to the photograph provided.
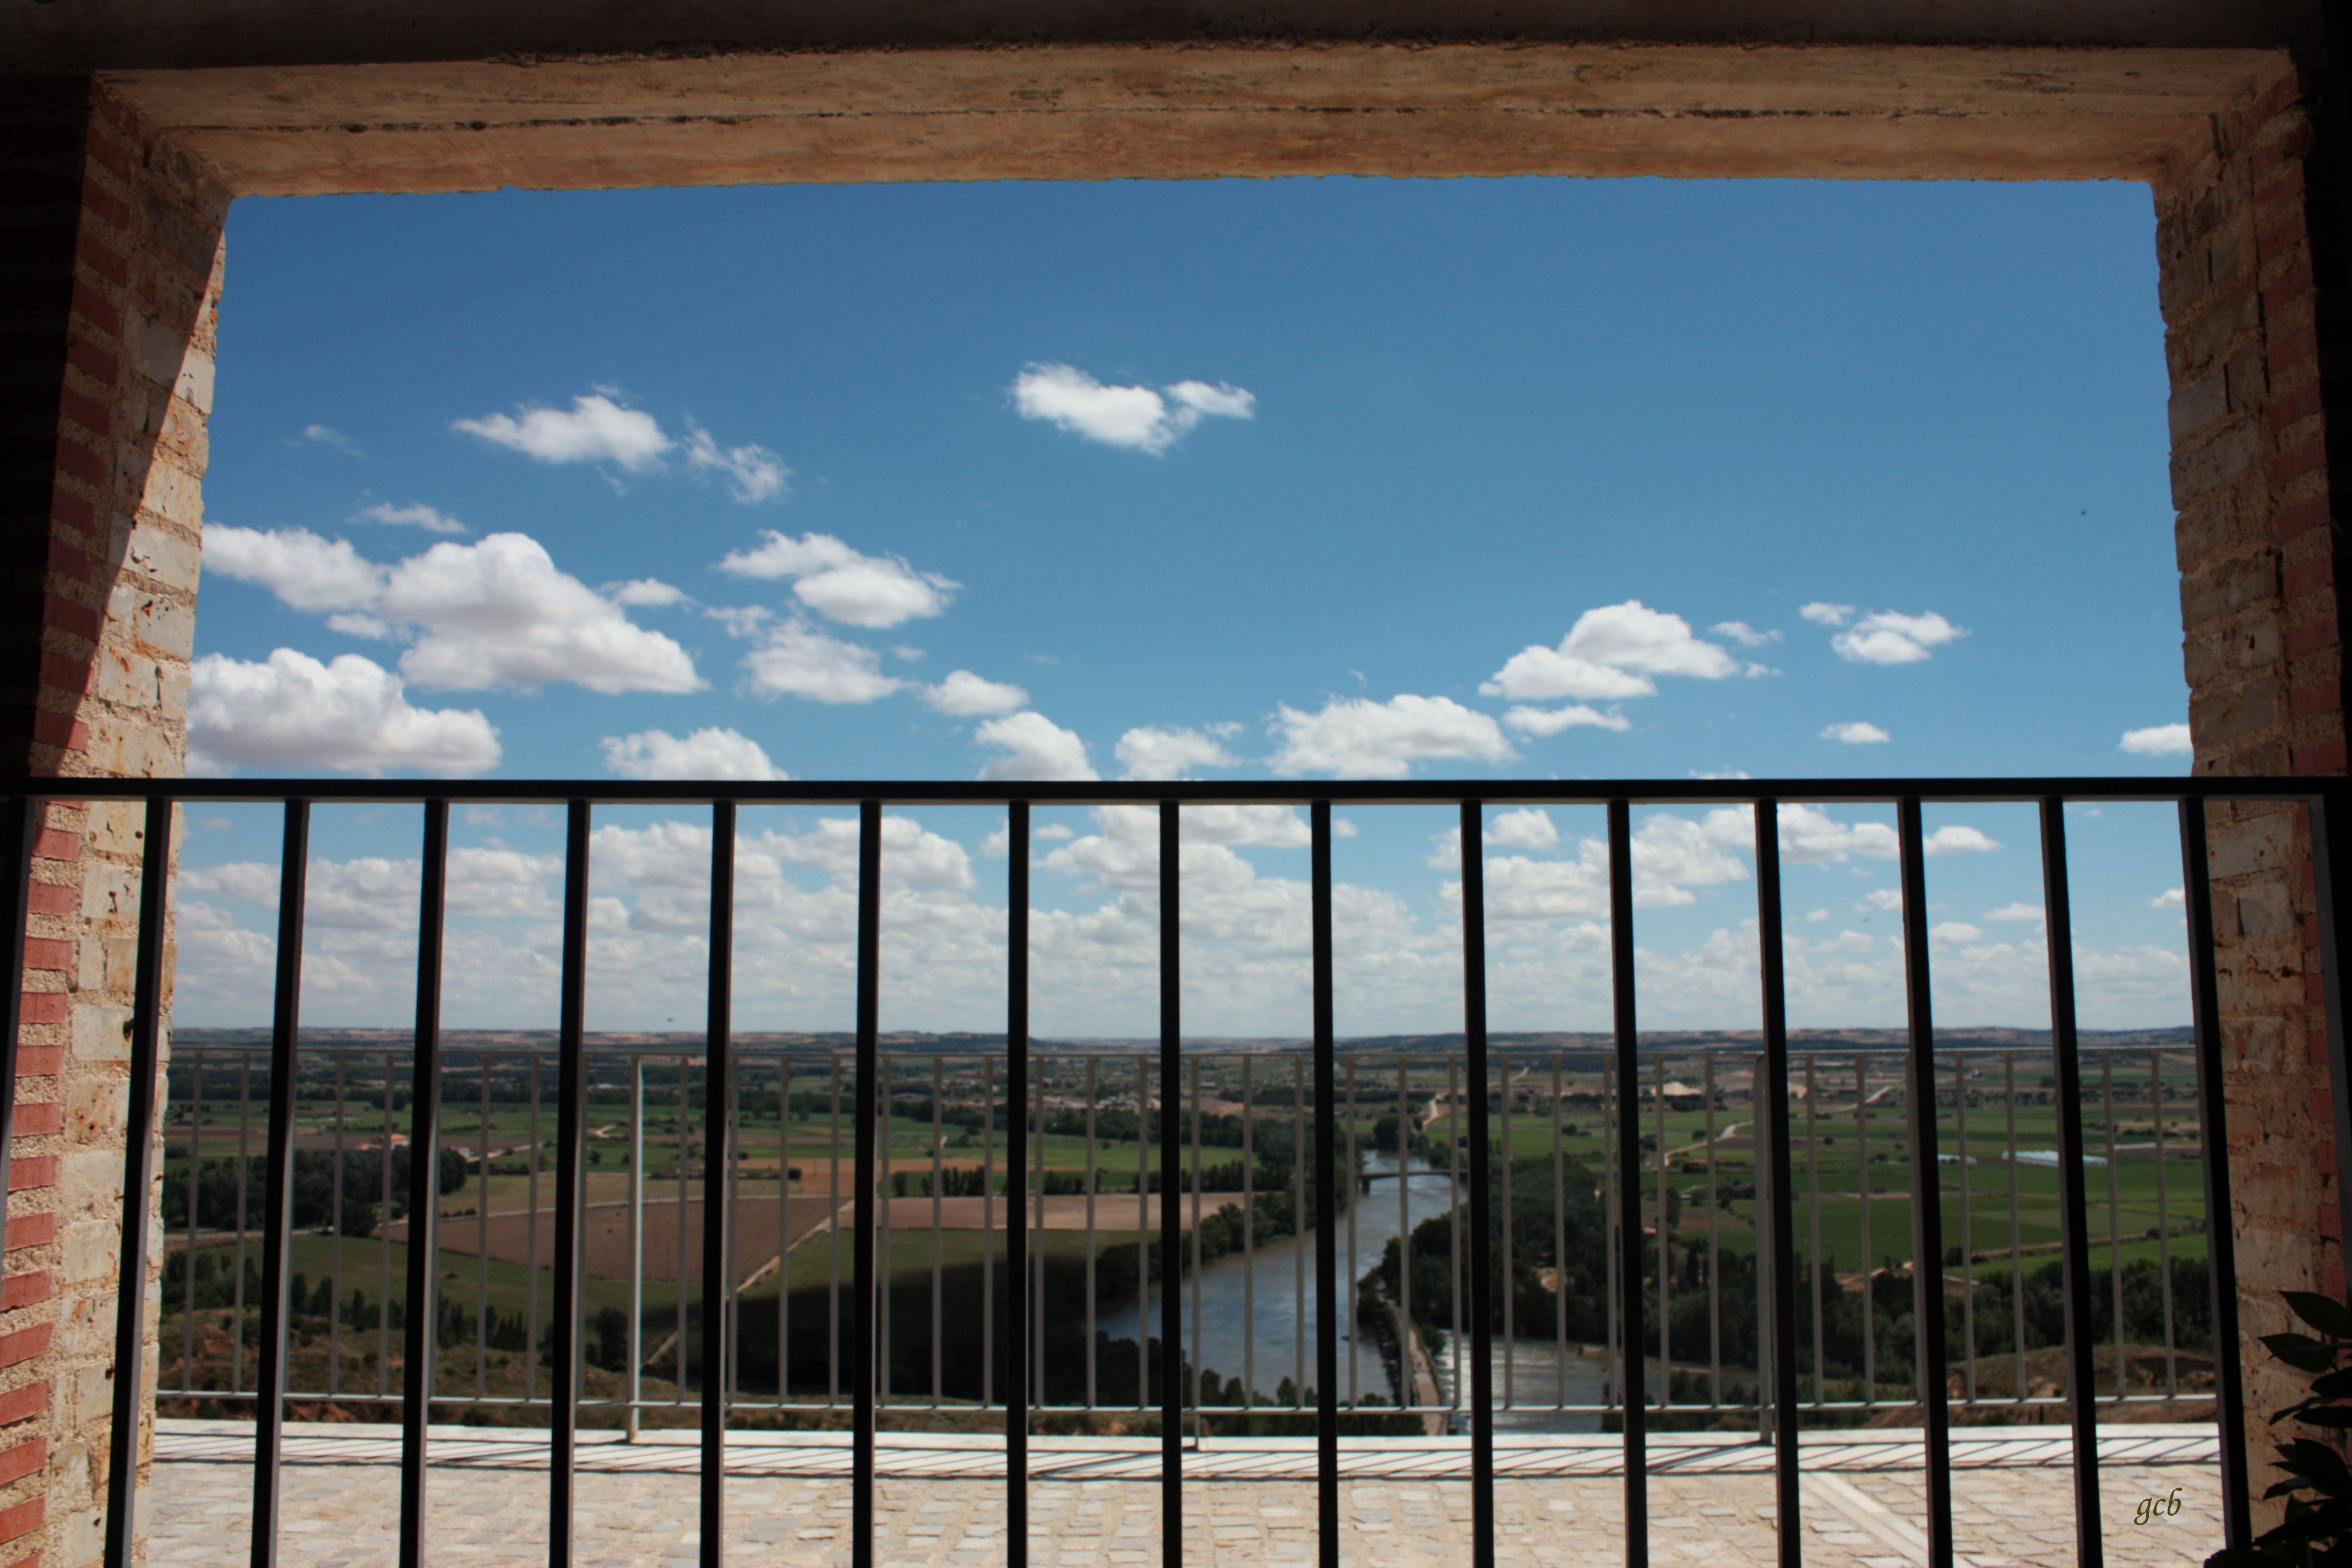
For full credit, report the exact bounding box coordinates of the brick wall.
[0,79,220,1568]
[2158,60,2348,1526]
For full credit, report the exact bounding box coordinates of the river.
[1139,1151,1643,1433]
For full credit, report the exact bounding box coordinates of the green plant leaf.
[2263,1332,2323,1354]
[2282,1437,2352,1493]
[2311,1368,2352,1399]
[2283,1291,2352,1342]
[2293,1407,2352,1430]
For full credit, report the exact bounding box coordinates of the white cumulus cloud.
[1986,902,2044,923]
[716,530,957,628]
[1828,609,1967,665]
[600,727,790,782]
[1271,695,1515,778]
[925,669,1030,717]
[976,711,1099,782]
[354,502,465,534]
[682,426,789,503]
[1482,601,1746,703]
[454,393,673,471]
[455,393,785,502]
[741,618,906,704]
[1821,721,1891,744]
[205,526,701,695]
[2151,888,2187,910]
[1800,602,1854,627]
[609,579,688,607]
[203,524,386,613]
[1504,704,1631,737]
[2121,723,2192,756]
[188,650,499,777]
[1711,621,1780,647]
[1116,726,1241,780]
[1011,363,1255,455]
[380,533,703,694]
[1487,809,1559,850]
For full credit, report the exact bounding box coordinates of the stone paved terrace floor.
[150,1419,2225,1566]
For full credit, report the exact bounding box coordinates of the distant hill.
[175,1024,2196,1055]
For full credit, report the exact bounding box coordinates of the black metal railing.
[8,775,2351,1568]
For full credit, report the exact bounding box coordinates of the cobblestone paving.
[150,1456,2224,1566]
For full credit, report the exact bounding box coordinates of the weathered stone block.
[2169,367,2228,442]
[107,516,197,594]
[2209,810,2294,879]
[68,1005,129,1064]
[2236,876,2295,937]
[104,581,193,662]
[2169,415,2258,507]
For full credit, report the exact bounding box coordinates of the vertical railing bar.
[1086,1055,1098,1413]
[790,1053,799,1410]
[699,799,736,1568]
[1136,1057,1148,1415]
[105,796,175,1568]
[330,1054,345,1403]
[1032,1047,1046,1418]
[1397,1059,1411,1395]
[476,1057,490,1402]
[1157,801,1182,1568]
[1606,799,1647,1568]
[2044,797,2108,1561]
[1753,799,1803,1568]
[2103,1053,2123,1401]
[549,801,592,1568]
[1006,801,1031,1568]
[981,1054,992,1412]
[933,1055,945,1410]
[1705,1052,1719,1408]
[379,1048,392,1402]
[2314,781,2352,1382]
[875,1050,888,1416]
[1553,1054,1568,1413]
[185,1049,202,1391]
[1310,799,1339,1568]
[250,799,310,1568]
[1242,1055,1255,1412]
[1458,801,1495,1567]
[851,801,883,1568]
[677,1057,690,1403]
[395,798,450,1568]
[528,1050,543,1403]
[2179,798,2248,1550]
[1894,798,1954,1568]
[629,1058,646,1436]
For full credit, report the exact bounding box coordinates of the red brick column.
[2159,60,2350,1529]
[0,79,220,1568]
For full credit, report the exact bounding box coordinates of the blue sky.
[172,175,2200,1036]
